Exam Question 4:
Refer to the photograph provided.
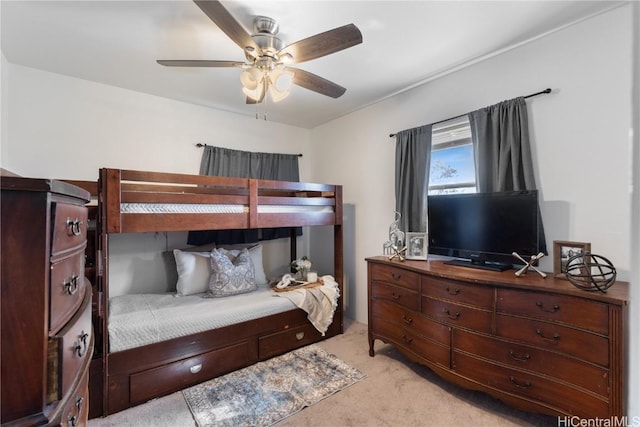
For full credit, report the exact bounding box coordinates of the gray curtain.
[188,146,301,245]
[199,145,299,181]
[395,124,433,233]
[468,97,534,192]
[468,97,547,253]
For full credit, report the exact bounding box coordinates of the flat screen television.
[427,190,545,272]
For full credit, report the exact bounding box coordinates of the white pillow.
[173,249,212,296]
[217,244,267,285]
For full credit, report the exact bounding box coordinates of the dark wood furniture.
[367,256,628,419]
[1,177,93,426]
[93,168,344,416]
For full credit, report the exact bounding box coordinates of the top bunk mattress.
[120,203,334,214]
[109,288,295,353]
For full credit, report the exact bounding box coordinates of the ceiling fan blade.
[157,60,242,67]
[279,24,362,64]
[287,67,346,98]
[193,0,258,52]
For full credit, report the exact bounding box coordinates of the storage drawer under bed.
[129,341,252,406]
[259,322,323,359]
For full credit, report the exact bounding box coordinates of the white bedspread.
[109,288,295,353]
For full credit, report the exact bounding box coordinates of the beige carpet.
[89,320,557,427]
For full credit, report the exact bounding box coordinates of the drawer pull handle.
[508,349,531,362]
[67,415,78,427]
[66,218,83,236]
[445,286,460,295]
[535,328,560,344]
[190,364,202,374]
[535,301,560,313]
[63,274,80,295]
[391,292,401,300]
[75,396,84,412]
[401,314,413,324]
[402,334,413,344]
[391,272,402,281]
[509,376,532,388]
[442,308,461,320]
[296,332,305,340]
[73,331,89,357]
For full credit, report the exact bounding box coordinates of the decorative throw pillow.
[216,244,267,285]
[173,249,212,296]
[206,248,257,297]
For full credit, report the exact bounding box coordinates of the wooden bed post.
[334,185,344,333]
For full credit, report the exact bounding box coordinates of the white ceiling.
[1,1,625,128]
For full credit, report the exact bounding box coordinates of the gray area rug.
[182,344,366,427]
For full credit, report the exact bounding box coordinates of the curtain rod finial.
[196,143,206,148]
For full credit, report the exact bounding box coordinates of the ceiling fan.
[157,0,363,104]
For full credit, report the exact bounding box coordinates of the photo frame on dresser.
[553,240,591,280]
[406,232,427,260]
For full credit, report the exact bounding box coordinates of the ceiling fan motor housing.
[250,16,284,57]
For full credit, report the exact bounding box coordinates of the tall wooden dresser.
[1,177,93,426]
[367,256,628,420]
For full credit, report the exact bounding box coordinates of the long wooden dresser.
[1,177,93,426]
[367,256,628,420]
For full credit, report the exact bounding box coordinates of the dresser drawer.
[51,202,88,257]
[370,263,419,292]
[495,314,609,367]
[130,341,251,406]
[372,299,450,346]
[422,296,492,333]
[372,282,419,311]
[496,289,609,334]
[50,252,86,333]
[452,352,609,418]
[422,276,493,309]
[55,292,92,402]
[453,329,609,396]
[372,317,450,367]
[259,322,323,359]
[60,369,89,427]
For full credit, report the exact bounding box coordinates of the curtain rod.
[195,143,303,157]
[388,88,552,138]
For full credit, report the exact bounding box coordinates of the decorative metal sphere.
[565,252,616,293]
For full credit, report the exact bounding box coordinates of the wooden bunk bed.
[89,168,344,416]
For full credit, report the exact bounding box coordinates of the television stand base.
[444,259,512,272]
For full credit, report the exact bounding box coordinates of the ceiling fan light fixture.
[268,85,290,102]
[269,68,293,92]
[266,68,293,102]
[279,53,294,64]
[240,68,263,90]
[242,84,264,101]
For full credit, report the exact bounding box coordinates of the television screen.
[427,190,543,271]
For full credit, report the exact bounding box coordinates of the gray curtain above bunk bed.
[187,145,302,246]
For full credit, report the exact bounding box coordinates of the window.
[428,116,477,195]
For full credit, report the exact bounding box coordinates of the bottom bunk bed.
[88,169,344,417]
[106,291,342,414]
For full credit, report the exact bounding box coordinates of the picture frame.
[553,240,591,280]
[406,232,428,260]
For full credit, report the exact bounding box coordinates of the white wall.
[3,64,311,180]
